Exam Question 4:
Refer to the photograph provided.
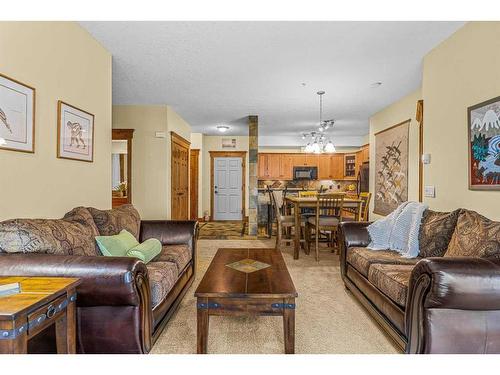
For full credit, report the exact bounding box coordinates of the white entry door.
[213,157,243,220]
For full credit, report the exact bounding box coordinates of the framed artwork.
[468,95,500,190]
[374,119,410,216]
[0,73,35,153]
[57,101,94,162]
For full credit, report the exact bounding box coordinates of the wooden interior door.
[190,149,200,220]
[171,132,190,220]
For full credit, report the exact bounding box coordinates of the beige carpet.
[152,239,400,354]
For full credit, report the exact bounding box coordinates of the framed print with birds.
[0,73,35,153]
[374,119,410,216]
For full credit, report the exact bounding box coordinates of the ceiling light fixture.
[370,82,383,88]
[302,91,336,153]
[217,125,229,133]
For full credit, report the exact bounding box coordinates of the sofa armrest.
[405,257,500,353]
[0,254,149,307]
[140,220,198,246]
[338,222,371,278]
[339,221,371,248]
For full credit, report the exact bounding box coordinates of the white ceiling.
[81,21,464,146]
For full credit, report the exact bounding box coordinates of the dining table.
[283,195,363,259]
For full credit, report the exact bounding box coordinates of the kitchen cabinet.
[331,154,344,180]
[318,155,333,179]
[267,154,281,178]
[258,154,268,179]
[280,154,293,179]
[344,153,357,179]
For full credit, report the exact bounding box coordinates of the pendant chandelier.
[303,91,336,153]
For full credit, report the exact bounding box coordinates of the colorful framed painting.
[468,95,500,190]
[0,73,35,153]
[374,119,410,216]
[57,101,94,162]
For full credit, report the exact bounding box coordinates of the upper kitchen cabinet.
[279,154,293,179]
[258,153,269,179]
[344,153,357,179]
[318,155,333,179]
[331,154,344,180]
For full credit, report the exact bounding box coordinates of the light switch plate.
[421,153,431,164]
[424,185,435,198]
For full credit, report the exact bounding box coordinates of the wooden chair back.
[316,193,345,221]
[359,192,372,221]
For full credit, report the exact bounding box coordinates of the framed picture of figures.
[57,101,94,162]
[374,119,410,216]
[468,95,500,190]
[0,73,35,153]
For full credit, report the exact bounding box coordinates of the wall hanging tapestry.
[374,120,410,216]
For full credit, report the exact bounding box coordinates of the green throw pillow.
[95,229,140,257]
[126,238,162,264]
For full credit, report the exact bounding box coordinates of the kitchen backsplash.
[258,179,357,193]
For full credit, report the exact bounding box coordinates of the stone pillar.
[248,115,258,237]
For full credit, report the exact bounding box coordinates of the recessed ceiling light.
[370,82,383,88]
[217,125,230,133]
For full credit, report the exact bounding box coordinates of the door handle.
[214,191,218,194]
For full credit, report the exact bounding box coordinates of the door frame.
[209,151,246,221]
[112,129,134,207]
[190,149,200,220]
[171,131,191,220]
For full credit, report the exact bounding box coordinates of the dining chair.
[271,190,305,251]
[359,192,372,221]
[342,192,372,222]
[305,193,345,261]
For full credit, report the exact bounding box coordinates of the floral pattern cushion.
[445,209,500,258]
[418,209,461,258]
[87,204,141,239]
[0,207,100,256]
[347,247,421,277]
[155,244,192,274]
[146,261,178,308]
[368,264,414,307]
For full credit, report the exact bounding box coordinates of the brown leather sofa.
[0,205,198,353]
[339,210,500,354]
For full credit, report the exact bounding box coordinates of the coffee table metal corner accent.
[194,248,297,354]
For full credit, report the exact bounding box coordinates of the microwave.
[293,166,318,180]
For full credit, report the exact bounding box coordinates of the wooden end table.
[0,276,81,354]
[195,248,297,354]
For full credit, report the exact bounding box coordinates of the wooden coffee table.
[195,248,297,354]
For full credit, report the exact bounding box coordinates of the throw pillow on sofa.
[418,209,462,257]
[445,209,500,258]
[95,229,140,257]
[0,207,100,256]
[126,238,162,264]
[87,204,141,239]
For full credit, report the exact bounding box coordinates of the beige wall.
[0,22,112,221]
[422,22,500,220]
[112,105,168,219]
[369,89,422,219]
[202,135,250,217]
[112,105,191,220]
